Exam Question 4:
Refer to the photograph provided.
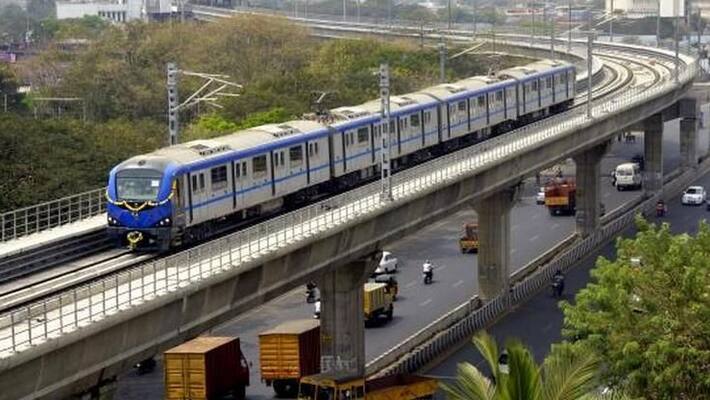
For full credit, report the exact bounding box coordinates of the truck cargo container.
[363,282,394,325]
[164,336,249,400]
[298,372,437,399]
[259,319,321,398]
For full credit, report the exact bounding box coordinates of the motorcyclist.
[656,199,667,217]
[551,269,565,297]
[306,281,319,304]
[313,300,321,319]
[422,260,433,284]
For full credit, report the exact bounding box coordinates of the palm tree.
[441,331,600,400]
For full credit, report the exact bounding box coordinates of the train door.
[272,149,288,196]
[173,177,186,228]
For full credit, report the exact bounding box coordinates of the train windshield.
[116,169,163,202]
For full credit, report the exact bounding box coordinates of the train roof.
[499,59,572,80]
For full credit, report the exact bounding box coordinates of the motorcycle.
[550,276,564,298]
[134,358,156,375]
[656,201,667,217]
[423,270,433,285]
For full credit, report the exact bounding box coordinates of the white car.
[535,187,545,204]
[375,251,398,274]
[681,186,707,205]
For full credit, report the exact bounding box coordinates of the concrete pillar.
[473,188,517,300]
[643,114,664,195]
[680,117,698,170]
[318,256,376,377]
[573,142,609,237]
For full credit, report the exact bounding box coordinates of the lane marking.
[452,279,464,288]
[404,281,417,289]
[419,298,432,307]
[529,235,540,242]
[437,264,449,271]
[551,223,560,230]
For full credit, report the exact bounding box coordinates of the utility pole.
[674,0,680,83]
[343,0,346,21]
[609,0,614,42]
[379,64,392,202]
[166,62,242,146]
[356,0,360,22]
[587,31,593,119]
[551,8,555,59]
[657,0,661,47]
[472,0,477,36]
[448,0,452,30]
[167,62,179,146]
[531,2,535,47]
[567,0,572,53]
[439,41,447,82]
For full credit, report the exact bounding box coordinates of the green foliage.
[441,331,600,400]
[0,115,162,212]
[560,217,710,398]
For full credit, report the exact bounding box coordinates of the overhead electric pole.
[166,62,242,146]
[379,64,392,201]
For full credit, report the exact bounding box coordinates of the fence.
[372,156,710,377]
[0,188,106,243]
[0,56,696,359]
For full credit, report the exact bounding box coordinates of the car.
[368,274,399,301]
[535,187,545,204]
[681,186,706,205]
[374,251,398,274]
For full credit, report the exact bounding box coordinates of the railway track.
[0,19,677,314]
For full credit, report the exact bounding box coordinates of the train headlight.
[107,217,119,226]
[158,218,171,227]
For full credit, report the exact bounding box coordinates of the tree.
[441,331,600,400]
[561,217,710,399]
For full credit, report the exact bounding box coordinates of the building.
[605,0,686,18]
[56,0,142,22]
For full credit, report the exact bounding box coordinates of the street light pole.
[343,0,346,21]
[167,63,179,145]
[531,2,535,47]
[609,0,614,42]
[448,0,452,30]
[657,0,661,47]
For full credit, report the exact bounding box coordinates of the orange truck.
[544,178,576,216]
[260,319,321,398]
[164,336,250,400]
[458,222,479,253]
[298,372,437,400]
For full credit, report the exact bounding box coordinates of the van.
[614,163,642,191]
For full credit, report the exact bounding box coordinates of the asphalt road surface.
[115,119,703,399]
[428,149,710,399]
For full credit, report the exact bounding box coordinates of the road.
[115,118,703,399]
[428,140,710,399]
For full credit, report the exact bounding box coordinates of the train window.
[235,163,240,178]
[389,121,395,133]
[199,174,205,189]
[290,146,303,165]
[495,91,503,102]
[424,111,431,124]
[242,162,247,177]
[532,81,538,91]
[315,142,319,154]
[211,166,228,190]
[410,114,420,127]
[546,77,552,89]
[192,175,197,192]
[561,74,567,83]
[357,128,368,143]
[253,155,267,174]
[458,101,466,111]
[477,96,485,107]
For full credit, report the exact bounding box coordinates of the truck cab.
[363,282,394,325]
[458,222,479,253]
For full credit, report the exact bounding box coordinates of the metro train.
[106,59,576,250]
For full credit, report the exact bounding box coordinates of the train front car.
[106,156,179,251]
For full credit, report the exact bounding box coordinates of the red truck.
[544,178,576,216]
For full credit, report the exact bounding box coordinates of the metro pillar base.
[680,117,698,170]
[643,114,664,196]
[574,142,609,238]
[473,188,517,301]
[318,256,376,377]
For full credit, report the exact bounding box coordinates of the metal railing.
[377,154,710,377]
[0,188,106,243]
[0,56,696,358]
